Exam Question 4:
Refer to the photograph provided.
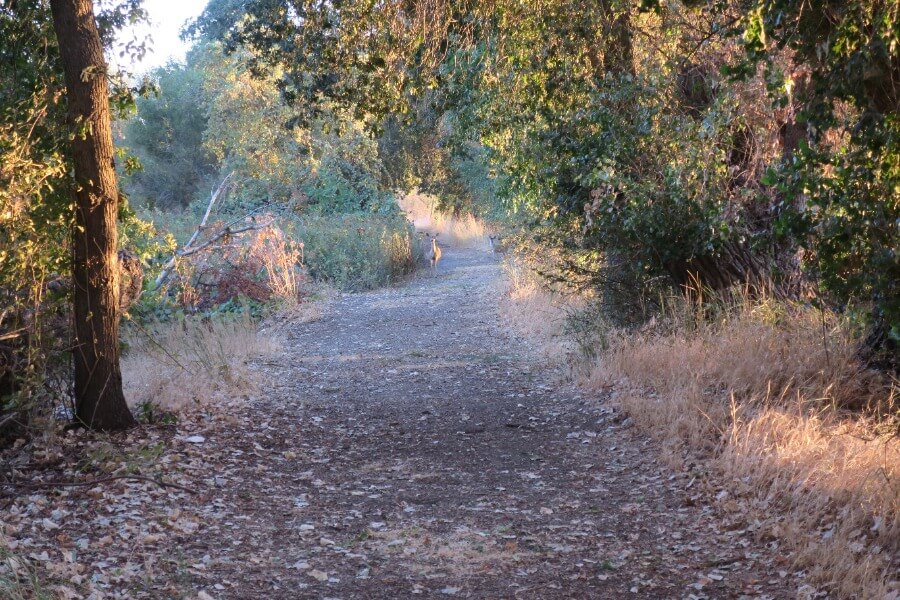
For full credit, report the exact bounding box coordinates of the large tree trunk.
[664,241,771,294]
[586,1,634,79]
[50,0,136,430]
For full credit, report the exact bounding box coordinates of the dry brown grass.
[432,212,487,247]
[122,315,280,412]
[398,192,488,248]
[169,220,307,311]
[496,245,899,597]
[580,297,898,598]
[397,192,438,230]
[498,258,586,365]
[250,224,304,304]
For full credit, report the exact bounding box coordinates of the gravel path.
[210,244,791,599]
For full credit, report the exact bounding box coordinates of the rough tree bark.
[664,241,775,296]
[50,0,136,430]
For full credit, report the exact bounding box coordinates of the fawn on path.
[423,232,442,274]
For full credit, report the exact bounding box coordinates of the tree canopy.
[189,0,898,349]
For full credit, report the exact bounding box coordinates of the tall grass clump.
[580,293,898,598]
[0,548,54,600]
[398,192,488,248]
[497,258,587,365]
[286,213,419,291]
[121,315,279,413]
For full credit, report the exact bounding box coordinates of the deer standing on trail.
[488,234,507,254]
[424,232,442,274]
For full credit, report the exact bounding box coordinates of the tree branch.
[176,220,275,259]
[153,172,234,290]
[152,174,281,291]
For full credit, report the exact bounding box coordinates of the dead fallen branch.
[154,187,276,290]
[154,172,238,290]
[0,412,21,429]
[174,219,275,260]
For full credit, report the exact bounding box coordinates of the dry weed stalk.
[247,225,304,304]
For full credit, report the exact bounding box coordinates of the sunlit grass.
[122,315,279,413]
[501,265,898,598]
[579,295,898,598]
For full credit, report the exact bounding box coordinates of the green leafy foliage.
[738,0,900,349]
[121,42,395,215]
[118,37,414,317]
[285,214,420,291]
[780,117,899,343]
[121,58,217,209]
[299,118,396,215]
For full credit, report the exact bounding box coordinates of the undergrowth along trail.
[190,244,795,597]
[3,243,802,598]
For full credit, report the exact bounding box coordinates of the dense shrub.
[286,214,420,291]
[120,58,217,210]
[299,119,396,215]
[121,43,394,217]
[740,0,900,352]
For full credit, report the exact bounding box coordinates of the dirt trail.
[192,244,791,599]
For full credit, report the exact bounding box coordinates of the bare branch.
[175,220,275,259]
[153,172,234,290]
